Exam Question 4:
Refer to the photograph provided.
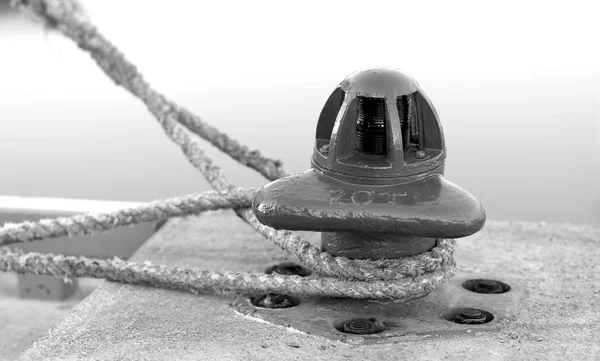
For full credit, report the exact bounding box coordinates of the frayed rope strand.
[0,248,455,300]
[0,188,254,246]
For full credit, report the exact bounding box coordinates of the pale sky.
[0,1,599,225]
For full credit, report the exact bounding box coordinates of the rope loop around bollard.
[0,0,457,300]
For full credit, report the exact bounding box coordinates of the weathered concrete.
[17,211,600,360]
[0,275,103,361]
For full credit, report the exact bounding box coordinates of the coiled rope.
[0,0,456,300]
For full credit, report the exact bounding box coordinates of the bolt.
[453,308,488,324]
[253,67,485,261]
[253,263,307,310]
[459,308,482,319]
[339,318,386,335]
[265,262,311,277]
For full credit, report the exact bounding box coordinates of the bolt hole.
[462,279,511,294]
[334,317,387,335]
[442,308,495,325]
[265,262,311,277]
[249,293,300,309]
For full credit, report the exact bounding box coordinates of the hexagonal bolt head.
[454,308,487,324]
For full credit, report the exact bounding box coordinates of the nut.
[452,308,490,325]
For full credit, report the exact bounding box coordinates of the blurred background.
[1,0,599,226]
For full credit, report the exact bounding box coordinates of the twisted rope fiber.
[2,0,457,299]
[0,188,255,246]
[0,248,454,300]
[0,201,455,283]
[0,193,455,281]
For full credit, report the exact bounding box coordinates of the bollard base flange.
[232,272,526,346]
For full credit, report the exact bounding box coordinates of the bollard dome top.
[339,67,420,98]
[312,67,446,180]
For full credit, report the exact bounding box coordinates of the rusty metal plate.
[232,272,526,346]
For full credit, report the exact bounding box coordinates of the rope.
[240,210,456,281]
[15,0,286,183]
[2,0,457,300]
[0,248,453,300]
[0,189,254,246]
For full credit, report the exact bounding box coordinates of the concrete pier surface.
[15,210,600,360]
[0,276,102,361]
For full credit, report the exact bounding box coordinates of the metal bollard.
[253,67,485,260]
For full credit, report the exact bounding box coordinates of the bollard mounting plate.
[232,272,526,346]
